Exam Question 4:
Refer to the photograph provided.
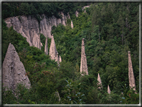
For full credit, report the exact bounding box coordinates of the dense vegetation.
[2,2,139,104]
[2,2,89,22]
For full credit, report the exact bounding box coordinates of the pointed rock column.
[44,37,48,55]
[107,85,111,94]
[97,73,102,89]
[75,11,79,17]
[80,38,88,75]
[49,35,61,66]
[61,12,66,26]
[41,42,43,47]
[3,43,31,93]
[128,51,136,91]
[71,20,73,29]
[59,55,62,62]
[49,35,57,60]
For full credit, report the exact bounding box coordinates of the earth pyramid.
[80,38,88,75]
[128,51,136,91]
[49,35,62,65]
[3,43,31,93]
[97,73,102,89]
[107,85,111,94]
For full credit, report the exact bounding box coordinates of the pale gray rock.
[5,13,69,49]
[5,16,41,49]
[49,35,58,60]
[41,42,43,47]
[97,73,102,89]
[128,51,136,91]
[61,12,67,26]
[71,20,73,29]
[107,85,111,94]
[44,37,48,55]
[59,55,62,62]
[3,43,31,93]
[80,38,88,75]
[75,11,79,17]
[49,35,61,65]
[82,5,90,10]
[82,5,90,13]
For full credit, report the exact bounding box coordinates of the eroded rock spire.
[44,37,48,55]
[3,43,31,93]
[128,51,136,91]
[80,38,88,75]
[97,73,102,89]
[75,11,79,17]
[107,85,111,94]
[49,35,61,65]
[71,20,73,29]
[59,55,62,62]
[5,13,70,49]
[49,35,57,60]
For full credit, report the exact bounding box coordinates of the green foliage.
[86,87,99,104]
[2,88,17,104]
[61,79,85,104]
[40,34,46,52]
[59,61,77,80]
[2,2,87,20]
[51,2,139,104]
[98,91,122,104]
[2,23,29,63]
[119,88,139,104]
[2,2,139,104]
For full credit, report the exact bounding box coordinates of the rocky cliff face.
[5,12,70,49]
[5,16,41,49]
[44,37,48,55]
[3,43,31,93]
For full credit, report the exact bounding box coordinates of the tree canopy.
[2,2,139,104]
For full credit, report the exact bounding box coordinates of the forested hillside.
[2,2,89,21]
[2,2,139,104]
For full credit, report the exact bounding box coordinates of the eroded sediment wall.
[5,12,70,49]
